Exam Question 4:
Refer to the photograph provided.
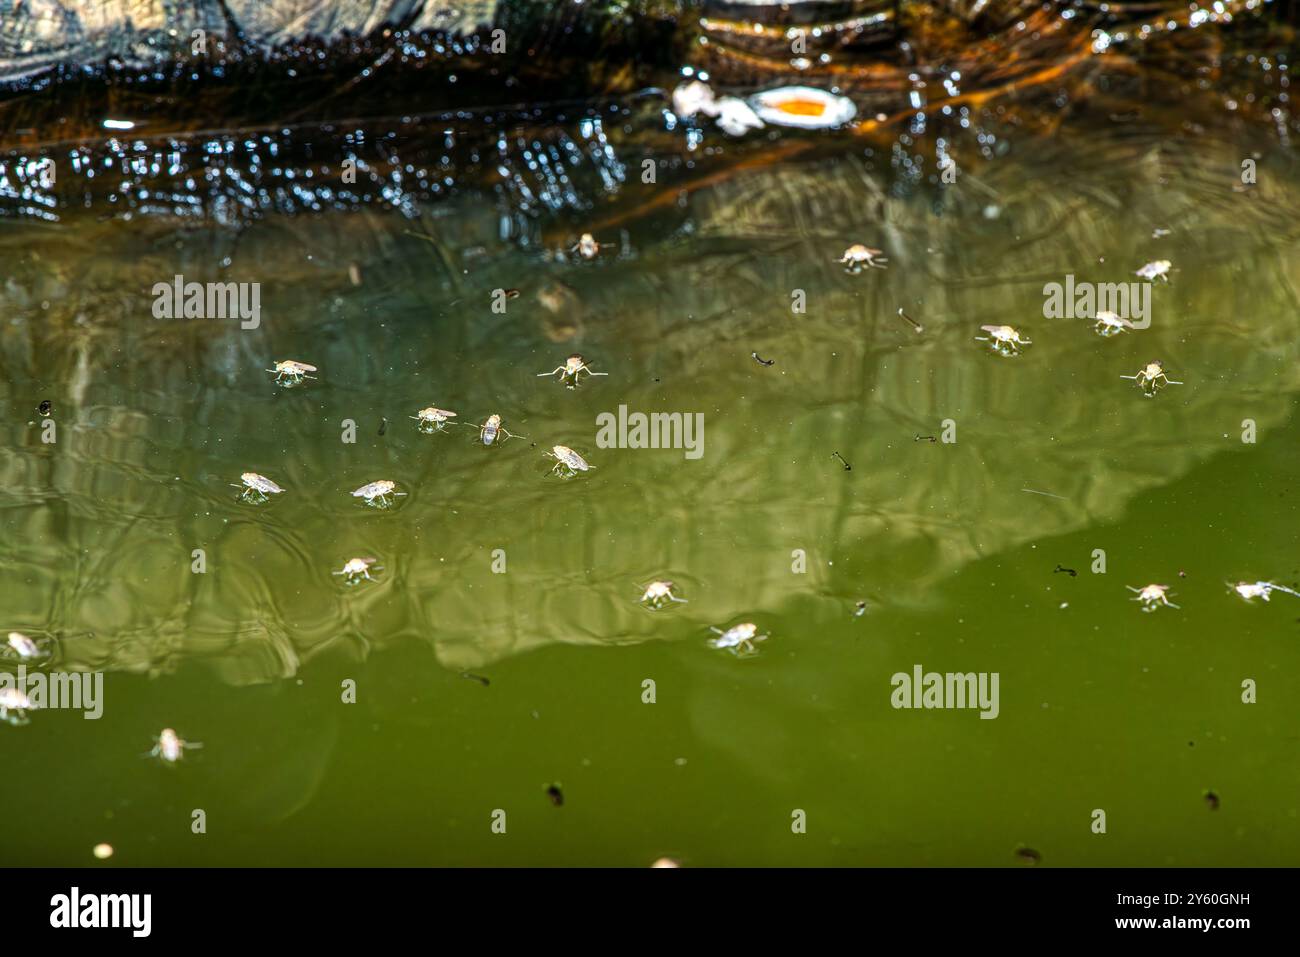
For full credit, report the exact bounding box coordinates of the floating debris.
[332,557,382,584]
[669,80,763,136]
[545,783,564,807]
[707,622,768,655]
[671,80,718,119]
[854,601,868,618]
[1204,790,1220,810]
[897,308,923,332]
[650,857,681,868]
[37,399,52,416]
[714,97,765,136]
[1021,488,1067,500]
[1054,565,1078,577]
[459,672,490,687]
[92,843,114,860]
[749,86,857,129]
[832,451,852,470]
[536,280,583,342]
[232,472,284,504]
[752,352,775,367]
[1128,583,1179,611]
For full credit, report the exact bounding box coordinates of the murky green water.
[3,63,1300,866]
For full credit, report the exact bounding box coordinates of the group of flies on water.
[270,339,786,662]
[249,354,604,512]
[816,237,1181,393]
[265,339,773,661]
[0,631,202,764]
[838,245,1181,395]
[0,233,1270,799]
[834,245,1297,615]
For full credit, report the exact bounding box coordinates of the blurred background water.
[1,0,1298,865]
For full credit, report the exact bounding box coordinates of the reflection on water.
[2,3,1299,866]
[2,108,1297,680]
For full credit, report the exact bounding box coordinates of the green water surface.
[1,96,1299,866]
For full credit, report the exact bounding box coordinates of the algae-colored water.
[1,17,1299,866]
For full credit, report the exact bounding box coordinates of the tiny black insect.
[752,352,775,366]
[38,400,52,416]
[914,435,937,443]
[1053,564,1078,577]
[1204,790,1220,811]
[1015,847,1041,865]
[459,671,490,687]
[378,417,388,436]
[546,784,564,807]
[832,452,851,471]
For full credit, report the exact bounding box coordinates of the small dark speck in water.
[832,452,851,471]
[914,434,937,443]
[1054,564,1077,577]
[38,400,52,416]
[1015,847,1041,865]
[378,417,388,436]
[1204,790,1220,810]
[459,671,490,687]
[546,784,564,807]
[752,352,775,366]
